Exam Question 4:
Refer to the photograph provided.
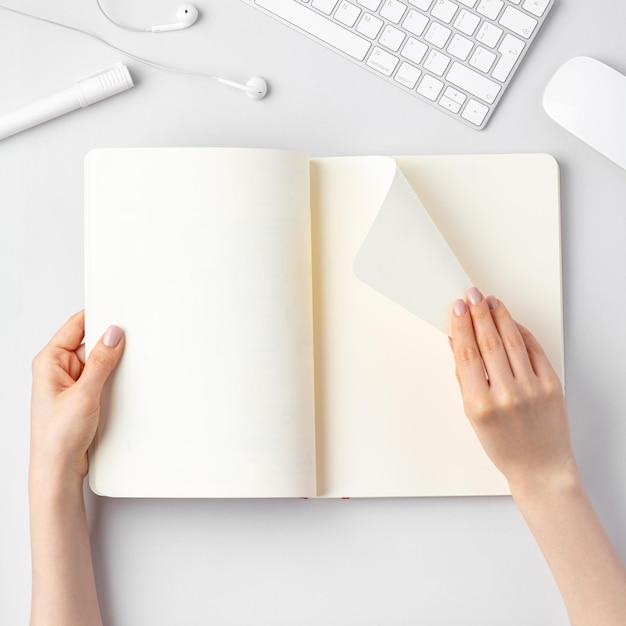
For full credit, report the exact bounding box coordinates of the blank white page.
[85,148,317,497]
[311,154,561,497]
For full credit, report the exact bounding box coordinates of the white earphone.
[217,76,268,100]
[150,4,199,32]
[0,4,269,99]
[97,1,267,97]
[96,1,199,33]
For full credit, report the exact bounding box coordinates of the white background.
[1,1,626,624]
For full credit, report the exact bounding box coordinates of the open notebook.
[85,149,562,498]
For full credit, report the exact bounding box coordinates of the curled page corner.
[353,158,472,335]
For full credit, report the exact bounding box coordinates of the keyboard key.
[380,0,408,23]
[491,33,524,81]
[453,9,480,35]
[522,0,550,17]
[457,0,477,6]
[498,6,537,38]
[408,0,434,9]
[446,61,501,103]
[424,21,452,47]
[256,0,372,60]
[417,74,444,100]
[447,33,473,60]
[312,0,339,14]
[401,37,428,63]
[357,0,382,9]
[476,0,503,20]
[366,46,400,75]
[394,61,422,87]
[357,12,384,37]
[335,1,361,26]
[439,94,463,113]
[461,98,489,125]
[402,9,429,36]
[424,49,451,75]
[431,0,459,24]
[468,45,496,72]
[379,24,406,51]
[443,86,466,104]
[475,21,502,47]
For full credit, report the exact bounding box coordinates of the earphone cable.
[94,0,148,33]
[0,4,222,82]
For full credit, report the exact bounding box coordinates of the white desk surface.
[2,1,626,624]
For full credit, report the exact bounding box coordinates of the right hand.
[449,288,578,495]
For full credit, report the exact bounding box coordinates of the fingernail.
[466,287,482,305]
[487,295,499,310]
[103,325,123,348]
[453,299,467,316]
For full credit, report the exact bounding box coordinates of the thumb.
[78,325,125,398]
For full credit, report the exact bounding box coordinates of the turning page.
[353,158,472,333]
[85,148,317,497]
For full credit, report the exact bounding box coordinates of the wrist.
[29,461,85,503]
[508,459,583,511]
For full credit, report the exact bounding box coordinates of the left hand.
[30,311,124,482]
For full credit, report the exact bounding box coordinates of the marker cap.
[75,63,134,107]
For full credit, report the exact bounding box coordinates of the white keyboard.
[242,0,554,129]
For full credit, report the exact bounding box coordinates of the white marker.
[0,63,133,141]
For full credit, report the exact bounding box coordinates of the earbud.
[244,77,268,100]
[216,76,269,100]
[150,3,198,32]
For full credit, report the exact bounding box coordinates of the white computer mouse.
[543,56,626,170]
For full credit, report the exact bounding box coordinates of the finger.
[516,323,560,382]
[77,325,125,398]
[466,287,513,384]
[45,310,85,352]
[450,297,489,397]
[487,297,535,380]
